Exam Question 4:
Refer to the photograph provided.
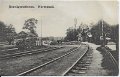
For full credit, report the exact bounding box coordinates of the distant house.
[17,31,27,39]
[17,31,37,39]
[43,40,52,45]
[26,32,38,38]
[14,31,39,45]
[87,32,92,42]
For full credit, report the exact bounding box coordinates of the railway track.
[1,47,18,52]
[103,48,119,76]
[63,45,118,76]
[63,46,93,76]
[104,47,118,69]
[0,46,63,59]
[17,45,82,76]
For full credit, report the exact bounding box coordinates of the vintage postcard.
[0,0,119,76]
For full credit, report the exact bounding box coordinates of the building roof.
[18,31,37,38]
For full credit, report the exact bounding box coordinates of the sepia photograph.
[0,0,119,76]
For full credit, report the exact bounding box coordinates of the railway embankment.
[97,46,119,76]
[80,42,118,76]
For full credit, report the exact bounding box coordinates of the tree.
[0,21,6,41]
[65,28,77,41]
[23,18,38,36]
[90,20,111,44]
[110,24,119,52]
[5,24,17,45]
[64,25,83,41]
[0,21,17,44]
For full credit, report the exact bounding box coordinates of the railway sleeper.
[70,69,86,74]
[73,66,87,70]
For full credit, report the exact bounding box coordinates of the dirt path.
[83,42,118,76]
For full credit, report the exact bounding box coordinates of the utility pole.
[74,18,77,29]
[102,20,103,37]
[102,20,105,47]
[73,18,77,41]
[41,17,43,46]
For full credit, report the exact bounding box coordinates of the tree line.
[0,21,17,44]
[64,20,119,45]
[0,18,38,45]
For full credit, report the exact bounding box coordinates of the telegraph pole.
[74,18,77,29]
[41,17,43,46]
[102,20,103,37]
[102,20,105,47]
[73,18,77,41]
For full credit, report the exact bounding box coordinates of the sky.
[0,0,119,37]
